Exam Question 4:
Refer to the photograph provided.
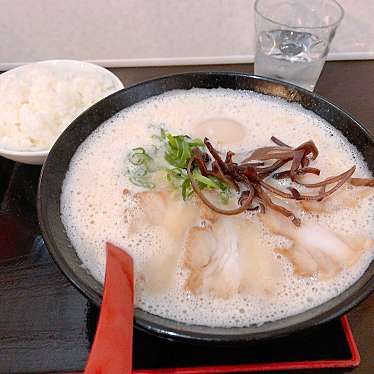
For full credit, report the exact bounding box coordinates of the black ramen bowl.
[37,72,374,343]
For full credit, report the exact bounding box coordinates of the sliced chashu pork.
[184,216,282,299]
[261,210,372,278]
[299,186,372,214]
[125,190,200,293]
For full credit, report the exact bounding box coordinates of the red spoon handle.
[84,242,134,374]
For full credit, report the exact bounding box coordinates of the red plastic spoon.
[84,242,134,374]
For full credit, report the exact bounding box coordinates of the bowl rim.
[0,148,49,156]
[37,71,374,343]
[0,59,124,90]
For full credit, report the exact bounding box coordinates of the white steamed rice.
[0,62,120,151]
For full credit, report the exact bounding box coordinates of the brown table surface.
[1,61,374,373]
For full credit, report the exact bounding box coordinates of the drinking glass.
[254,0,344,91]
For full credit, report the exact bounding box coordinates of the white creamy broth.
[61,88,374,327]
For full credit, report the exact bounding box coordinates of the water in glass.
[255,29,328,91]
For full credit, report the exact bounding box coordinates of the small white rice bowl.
[0,60,124,164]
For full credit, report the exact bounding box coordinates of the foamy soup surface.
[61,88,374,327]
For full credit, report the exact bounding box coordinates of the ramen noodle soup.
[61,88,374,327]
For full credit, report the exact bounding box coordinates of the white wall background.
[0,0,373,70]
